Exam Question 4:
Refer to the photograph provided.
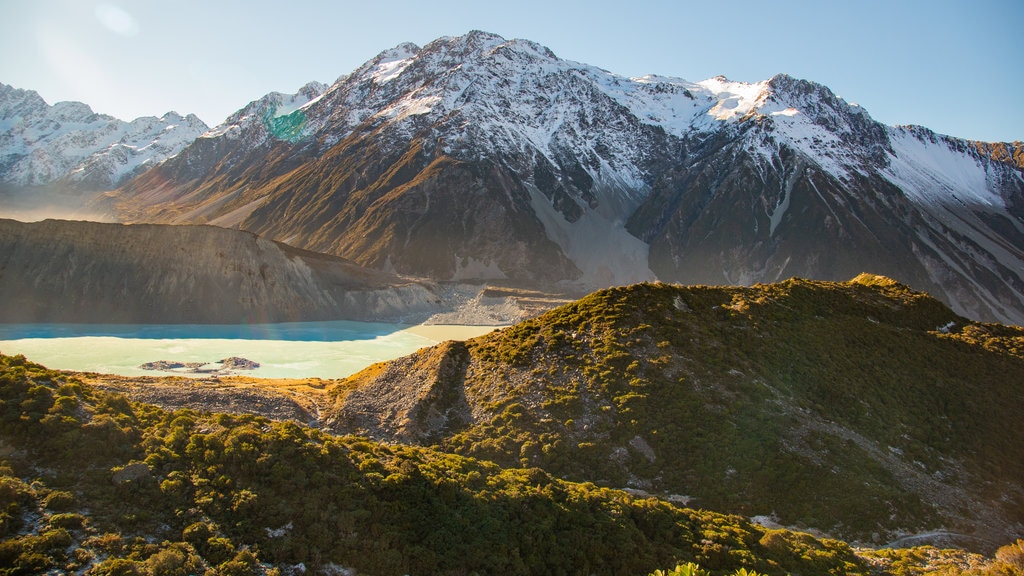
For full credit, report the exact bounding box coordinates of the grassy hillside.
[0,352,892,575]
[331,275,1024,547]
[4,353,1023,575]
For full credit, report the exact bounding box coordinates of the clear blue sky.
[1,0,1021,142]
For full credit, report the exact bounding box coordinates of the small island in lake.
[139,356,261,375]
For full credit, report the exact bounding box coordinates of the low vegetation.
[332,275,1024,545]
[4,352,1021,574]
[651,545,1024,576]
[0,352,861,574]
[3,275,1022,574]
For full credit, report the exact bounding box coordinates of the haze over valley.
[1,19,1023,576]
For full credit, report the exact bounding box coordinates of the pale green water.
[0,322,500,379]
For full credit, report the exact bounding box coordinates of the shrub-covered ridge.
[331,275,1024,547]
[0,352,882,575]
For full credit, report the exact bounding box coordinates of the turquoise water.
[0,321,404,341]
[0,321,495,379]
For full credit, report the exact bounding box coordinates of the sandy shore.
[401,324,503,341]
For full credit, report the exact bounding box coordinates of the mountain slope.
[327,275,1024,548]
[0,218,443,323]
[0,352,888,575]
[109,31,1024,324]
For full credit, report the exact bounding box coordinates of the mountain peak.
[49,100,101,122]
[363,43,420,86]
[419,30,558,65]
[378,41,420,60]
[0,83,49,118]
[0,88,209,192]
[297,80,328,100]
[87,32,1024,325]
[493,36,559,61]
[456,29,507,47]
[765,73,840,104]
[423,30,507,56]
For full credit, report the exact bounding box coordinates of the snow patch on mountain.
[272,82,329,118]
[589,74,702,136]
[696,76,770,121]
[371,43,419,84]
[373,92,441,121]
[721,75,893,180]
[756,105,854,178]
[883,127,1005,208]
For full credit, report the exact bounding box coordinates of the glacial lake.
[0,321,501,379]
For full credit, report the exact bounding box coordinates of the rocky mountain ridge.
[0,218,569,325]
[103,31,1024,324]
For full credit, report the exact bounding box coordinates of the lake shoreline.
[0,322,505,380]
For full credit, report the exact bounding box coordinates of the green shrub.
[48,512,87,530]
[87,558,142,576]
[41,490,74,511]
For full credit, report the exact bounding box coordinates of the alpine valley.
[2,29,1024,576]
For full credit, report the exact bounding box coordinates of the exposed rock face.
[628,124,1024,325]
[106,32,1024,324]
[0,218,444,324]
[332,340,472,444]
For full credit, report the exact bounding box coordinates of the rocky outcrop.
[0,218,445,324]
[330,340,472,443]
[138,357,260,374]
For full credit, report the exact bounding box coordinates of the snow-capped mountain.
[0,83,208,190]
[202,81,328,145]
[105,31,1024,323]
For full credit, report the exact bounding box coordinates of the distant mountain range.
[2,31,1022,324]
[0,83,207,190]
